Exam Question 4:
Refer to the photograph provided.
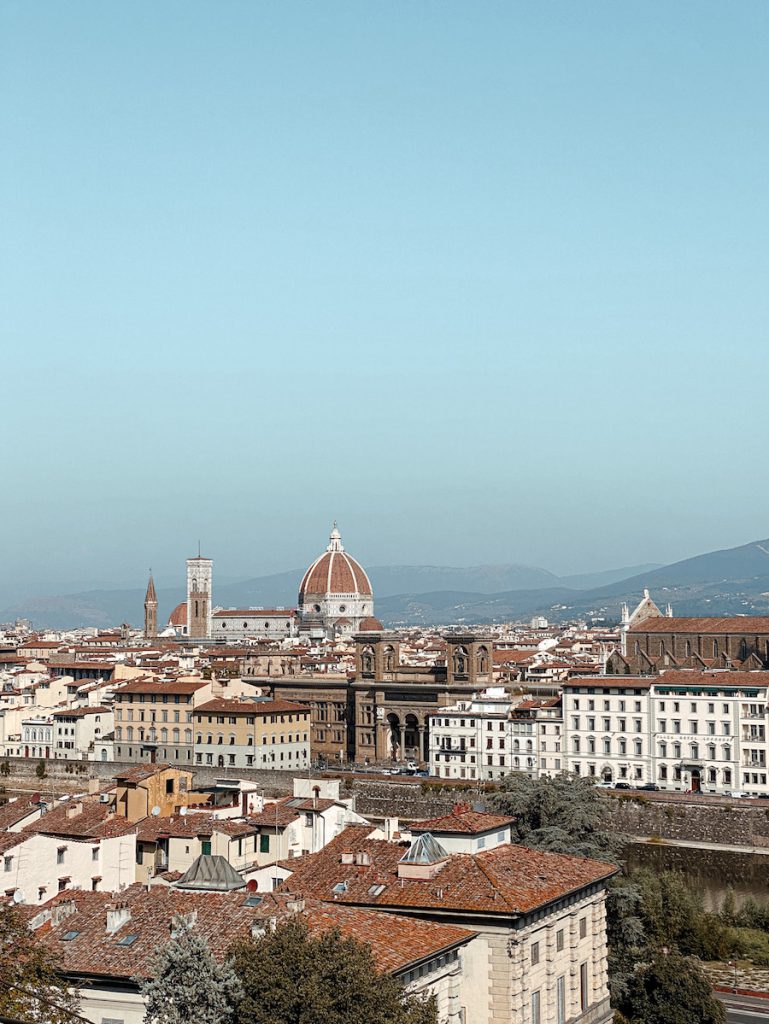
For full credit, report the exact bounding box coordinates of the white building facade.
[562,672,769,795]
[428,690,564,783]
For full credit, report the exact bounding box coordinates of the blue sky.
[2,2,769,596]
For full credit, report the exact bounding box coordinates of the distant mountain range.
[5,537,769,629]
[0,561,659,630]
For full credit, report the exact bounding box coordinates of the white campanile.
[186,552,213,638]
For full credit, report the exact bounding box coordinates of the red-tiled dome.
[299,525,372,599]
[168,602,188,627]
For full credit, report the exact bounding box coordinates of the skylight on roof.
[333,881,348,894]
[62,931,80,941]
[116,934,138,946]
[244,895,263,907]
[368,884,385,896]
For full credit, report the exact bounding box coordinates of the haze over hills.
[6,539,769,629]
[1,561,660,630]
[376,538,769,627]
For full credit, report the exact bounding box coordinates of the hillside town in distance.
[3,524,769,1024]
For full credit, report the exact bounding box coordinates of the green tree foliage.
[140,915,242,1024]
[0,760,10,776]
[619,950,725,1024]
[0,903,82,1024]
[35,759,47,779]
[228,919,437,1024]
[488,771,622,862]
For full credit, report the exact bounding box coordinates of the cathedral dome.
[299,525,373,600]
[168,602,188,628]
[297,524,374,639]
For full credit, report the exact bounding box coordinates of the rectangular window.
[556,976,565,1024]
[556,928,564,951]
[531,990,541,1024]
[260,834,270,853]
[579,916,587,938]
[580,961,589,1010]
[530,941,539,965]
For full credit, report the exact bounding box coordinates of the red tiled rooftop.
[629,616,769,634]
[281,826,617,916]
[36,885,472,979]
[410,810,515,835]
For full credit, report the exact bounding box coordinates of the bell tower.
[143,572,157,639]
[444,633,494,687]
[186,552,213,639]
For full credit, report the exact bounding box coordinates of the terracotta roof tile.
[410,810,515,835]
[281,826,616,916]
[37,885,472,979]
[630,616,769,634]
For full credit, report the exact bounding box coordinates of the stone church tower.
[143,573,157,638]
[186,555,213,638]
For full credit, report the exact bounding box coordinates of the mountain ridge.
[1,561,661,629]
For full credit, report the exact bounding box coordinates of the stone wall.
[610,795,769,847]
[0,757,470,820]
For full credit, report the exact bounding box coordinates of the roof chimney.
[383,817,399,842]
[66,802,83,819]
[106,900,131,934]
[286,895,305,914]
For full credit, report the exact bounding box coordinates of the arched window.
[685,640,691,657]
[477,646,489,674]
[361,647,375,674]
[453,646,469,676]
[383,646,395,672]
[713,639,719,657]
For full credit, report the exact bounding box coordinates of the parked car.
[614,782,632,790]
[638,783,659,791]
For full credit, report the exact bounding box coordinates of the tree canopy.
[488,771,622,862]
[228,919,437,1024]
[0,903,82,1024]
[618,950,725,1024]
[140,914,242,1024]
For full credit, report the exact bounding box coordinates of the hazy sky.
[3,2,769,596]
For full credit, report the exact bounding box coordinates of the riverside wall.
[9,754,769,845]
[609,795,769,848]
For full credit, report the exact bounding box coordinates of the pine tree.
[140,915,242,1024]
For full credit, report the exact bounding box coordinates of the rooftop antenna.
[198,540,201,558]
